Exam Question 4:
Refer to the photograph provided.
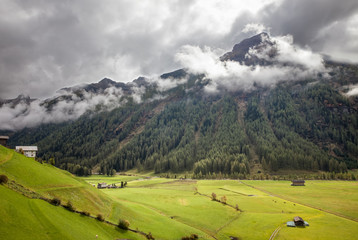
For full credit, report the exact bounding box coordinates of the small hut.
[293,216,305,226]
[291,180,305,186]
[0,136,9,147]
[97,182,108,189]
[287,216,309,227]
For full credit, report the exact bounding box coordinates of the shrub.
[221,195,227,204]
[118,219,130,230]
[50,197,61,206]
[64,201,75,212]
[182,234,198,240]
[80,211,90,216]
[146,232,154,240]
[96,214,104,221]
[0,175,8,184]
[211,192,217,201]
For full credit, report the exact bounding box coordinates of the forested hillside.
[5,71,358,177]
[3,34,358,177]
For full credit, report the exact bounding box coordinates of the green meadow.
[243,180,358,220]
[88,177,358,240]
[0,146,142,240]
[1,145,358,239]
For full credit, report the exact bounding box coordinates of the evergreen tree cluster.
[5,66,358,177]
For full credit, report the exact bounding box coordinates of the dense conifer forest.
[5,62,358,177]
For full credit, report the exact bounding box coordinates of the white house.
[16,146,38,158]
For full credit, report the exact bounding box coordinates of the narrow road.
[268,226,282,240]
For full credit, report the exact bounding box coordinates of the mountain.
[220,32,276,65]
[2,33,358,177]
[0,94,36,108]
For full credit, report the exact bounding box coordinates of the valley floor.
[82,176,358,240]
[1,145,357,240]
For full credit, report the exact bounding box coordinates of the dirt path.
[239,180,358,223]
[0,151,13,164]
[268,225,282,240]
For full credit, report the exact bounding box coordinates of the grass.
[101,178,358,239]
[0,146,118,216]
[81,174,143,185]
[0,185,141,240]
[1,146,358,239]
[243,180,358,220]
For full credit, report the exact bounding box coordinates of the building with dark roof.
[0,136,9,147]
[291,180,305,186]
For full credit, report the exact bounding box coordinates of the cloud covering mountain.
[0,0,358,99]
[0,31,332,131]
[176,32,327,93]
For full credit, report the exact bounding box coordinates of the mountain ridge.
[1,33,358,176]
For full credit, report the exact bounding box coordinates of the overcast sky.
[1,0,358,99]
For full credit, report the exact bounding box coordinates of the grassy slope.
[0,186,139,240]
[0,146,141,240]
[0,146,115,217]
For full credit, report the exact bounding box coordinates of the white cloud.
[242,23,268,34]
[175,32,327,94]
[345,84,358,97]
[149,76,189,92]
[0,86,131,131]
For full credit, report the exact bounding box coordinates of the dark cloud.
[260,0,358,61]
[0,0,358,99]
[261,0,358,44]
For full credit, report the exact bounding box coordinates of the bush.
[211,192,217,201]
[80,211,90,216]
[118,219,130,230]
[182,234,198,240]
[0,175,8,184]
[50,197,61,206]
[64,201,75,212]
[146,232,154,240]
[96,214,104,221]
[220,196,227,204]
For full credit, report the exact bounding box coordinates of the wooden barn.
[287,216,309,227]
[291,180,305,186]
[0,136,9,147]
[293,216,305,226]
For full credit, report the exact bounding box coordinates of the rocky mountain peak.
[220,32,276,66]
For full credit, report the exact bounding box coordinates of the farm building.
[293,216,305,226]
[0,136,9,146]
[287,216,309,227]
[97,182,108,189]
[15,146,38,158]
[97,182,118,189]
[291,180,305,186]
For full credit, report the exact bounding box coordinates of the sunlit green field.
[243,180,358,220]
[86,176,358,240]
[1,145,358,240]
[0,146,142,240]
